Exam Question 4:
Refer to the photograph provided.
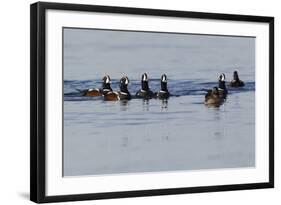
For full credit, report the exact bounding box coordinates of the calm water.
[63,28,255,176]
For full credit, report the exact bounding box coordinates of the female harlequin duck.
[205,87,224,107]
[218,73,228,98]
[229,71,245,87]
[136,73,155,99]
[104,76,131,101]
[156,74,170,99]
[81,75,112,96]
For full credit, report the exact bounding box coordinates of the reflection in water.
[118,98,170,112]
[213,107,222,121]
[213,131,223,140]
[161,135,169,142]
[121,136,129,147]
[142,99,150,111]
[139,99,169,111]
[211,104,227,144]
[205,103,222,108]
[233,95,242,109]
[120,100,129,111]
[161,99,168,111]
[64,91,255,176]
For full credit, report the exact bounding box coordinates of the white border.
[46,10,269,196]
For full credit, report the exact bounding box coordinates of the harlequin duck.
[205,87,224,107]
[81,75,112,96]
[104,76,131,101]
[229,70,245,87]
[136,73,155,99]
[156,74,170,99]
[218,73,228,98]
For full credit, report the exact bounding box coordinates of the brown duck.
[81,75,112,96]
[205,87,224,107]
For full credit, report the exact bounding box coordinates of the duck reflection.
[161,99,168,111]
[142,99,150,111]
[119,100,129,111]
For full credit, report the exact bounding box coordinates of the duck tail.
[75,88,87,96]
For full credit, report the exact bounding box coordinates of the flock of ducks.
[78,70,245,107]
[79,73,169,100]
[204,71,245,106]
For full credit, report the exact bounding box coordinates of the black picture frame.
[30,2,274,203]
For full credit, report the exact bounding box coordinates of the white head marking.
[219,73,225,81]
[125,77,129,85]
[161,74,167,82]
[105,75,110,84]
[142,73,148,81]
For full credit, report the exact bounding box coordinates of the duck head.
[102,75,112,90]
[233,71,240,81]
[160,74,168,92]
[218,73,226,90]
[120,76,130,93]
[218,73,226,82]
[141,73,149,91]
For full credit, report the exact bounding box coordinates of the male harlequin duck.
[229,71,245,87]
[205,87,224,107]
[81,75,112,96]
[136,73,155,99]
[218,73,228,98]
[104,76,131,101]
[156,74,170,99]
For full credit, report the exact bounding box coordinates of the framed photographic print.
[30,2,274,203]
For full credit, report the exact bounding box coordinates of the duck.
[81,75,112,96]
[136,73,155,99]
[204,87,224,107]
[156,74,170,99]
[104,76,131,101]
[229,71,245,87]
[218,73,228,98]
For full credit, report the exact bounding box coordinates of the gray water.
[63,28,255,176]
